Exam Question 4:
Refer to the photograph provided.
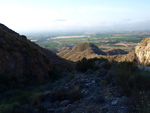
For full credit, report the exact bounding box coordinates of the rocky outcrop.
[57,43,106,62]
[135,38,150,65]
[0,23,73,87]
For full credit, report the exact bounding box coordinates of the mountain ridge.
[0,23,73,87]
[58,43,106,62]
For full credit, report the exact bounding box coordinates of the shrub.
[104,61,150,112]
[75,57,100,72]
[101,61,112,70]
[0,103,13,113]
[68,89,81,102]
[111,62,150,94]
[50,87,81,103]
[0,102,27,113]
[30,92,43,105]
[69,72,75,79]
[35,105,46,112]
[132,91,150,113]
[48,66,61,80]
[50,87,68,102]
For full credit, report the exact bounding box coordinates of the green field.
[28,32,150,52]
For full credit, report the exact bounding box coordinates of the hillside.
[0,26,150,113]
[0,23,73,87]
[58,43,106,62]
[58,42,135,62]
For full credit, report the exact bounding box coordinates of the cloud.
[53,19,67,21]
[123,19,132,21]
[79,6,132,13]
[79,6,134,13]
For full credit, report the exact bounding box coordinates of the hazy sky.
[0,0,150,32]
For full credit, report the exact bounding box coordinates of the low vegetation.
[76,57,100,72]
[76,57,150,113]
[105,61,150,113]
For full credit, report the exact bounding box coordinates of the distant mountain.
[0,23,73,88]
[57,43,106,62]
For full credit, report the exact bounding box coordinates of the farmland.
[27,32,150,53]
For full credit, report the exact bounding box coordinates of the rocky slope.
[1,59,133,113]
[57,43,106,62]
[58,43,134,63]
[0,23,73,87]
[135,37,150,65]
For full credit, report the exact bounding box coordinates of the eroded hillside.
[58,42,135,62]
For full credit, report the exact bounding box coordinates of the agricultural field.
[27,32,150,53]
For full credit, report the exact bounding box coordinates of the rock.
[54,101,60,106]
[60,100,71,106]
[43,91,51,96]
[94,95,105,104]
[40,101,52,109]
[111,98,119,105]
[99,106,108,113]
[62,104,74,113]
[99,61,106,67]
[135,38,150,65]
[33,108,39,113]
[47,108,56,112]
[92,80,96,84]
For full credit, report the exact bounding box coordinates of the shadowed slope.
[0,23,73,87]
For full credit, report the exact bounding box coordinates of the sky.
[0,0,150,33]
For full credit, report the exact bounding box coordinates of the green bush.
[111,62,150,94]
[50,87,68,102]
[101,62,112,70]
[103,61,150,112]
[50,87,81,103]
[35,105,46,112]
[68,89,81,102]
[48,66,61,80]
[0,102,27,113]
[30,92,43,105]
[75,57,100,72]
[0,103,13,113]
[69,72,75,79]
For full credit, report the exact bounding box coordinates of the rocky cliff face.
[135,38,150,65]
[0,23,73,87]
